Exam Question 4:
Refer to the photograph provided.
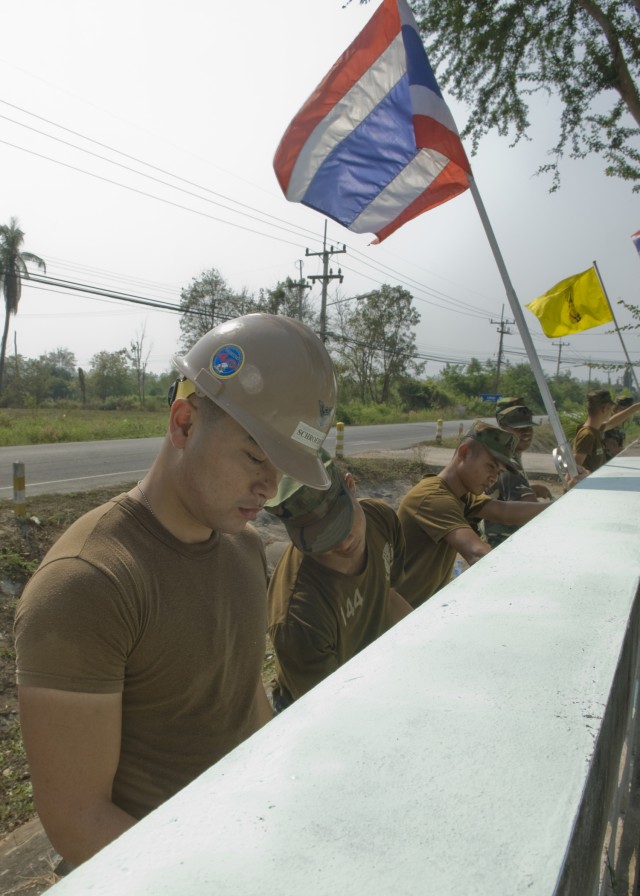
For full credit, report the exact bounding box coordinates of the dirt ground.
[0,458,565,893]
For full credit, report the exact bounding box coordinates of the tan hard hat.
[173,314,336,488]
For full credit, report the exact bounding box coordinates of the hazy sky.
[2,0,639,383]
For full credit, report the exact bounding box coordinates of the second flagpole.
[466,176,579,479]
[592,260,640,393]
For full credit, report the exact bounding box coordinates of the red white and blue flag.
[273,0,471,242]
[632,230,640,256]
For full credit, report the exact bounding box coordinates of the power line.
[0,137,308,250]
[0,99,326,245]
[1,99,508,324]
[20,272,193,315]
[3,99,637,369]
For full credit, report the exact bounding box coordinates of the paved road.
[0,418,553,498]
[0,438,163,498]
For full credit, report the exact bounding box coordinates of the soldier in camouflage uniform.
[483,404,552,549]
[265,451,412,712]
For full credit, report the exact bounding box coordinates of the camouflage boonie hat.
[464,420,518,472]
[264,449,354,554]
[497,405,539,429]
[495,396,523,414]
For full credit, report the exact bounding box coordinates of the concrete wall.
[49,452,640,896]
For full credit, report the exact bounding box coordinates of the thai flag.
[273,0,471,243]
[632,230,640,256]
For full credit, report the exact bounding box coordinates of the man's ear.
[457,441,471,463]
[344,471,356,495]
[168,398,195,448]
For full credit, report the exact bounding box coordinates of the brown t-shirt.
[14,494,268,819]
[573,424,606,472]
[268,499,405,704]
[397,474,491,607]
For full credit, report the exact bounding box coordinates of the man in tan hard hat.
[15,313,337,868]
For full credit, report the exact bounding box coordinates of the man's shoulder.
[574,423,599,441]
[40,495,131,561]
[360,497,399,524]
[497,463,530,492]
[400,474,446,503]
[225,523,265,552]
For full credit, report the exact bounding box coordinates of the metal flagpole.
[592,259,640,393]
[467,176,579,479]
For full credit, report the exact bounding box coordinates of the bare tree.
[127,323,153,404]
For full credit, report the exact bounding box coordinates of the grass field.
[0,408,168,447]
[2,406,632,450]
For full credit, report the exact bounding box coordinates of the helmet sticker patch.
[291,422,326,449]
[210,344,244,379]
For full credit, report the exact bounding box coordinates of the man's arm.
[530,484,552,501]
[387,588,413,625]
[573,426,594,470]
[445,526,492,566]
[604,402,640,430]
[476,499,546,526]
[18,686,136,867]
[574,449,588,468]
[270,621,340,702]
[251,679,274,727]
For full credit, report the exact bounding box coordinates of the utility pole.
[552,340,569,378]
[306,219,346,342]
[294,260,311,320]
[490,305,514,392]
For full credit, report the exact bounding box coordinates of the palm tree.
[0,218,46,398]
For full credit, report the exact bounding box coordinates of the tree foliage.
[360,0,640,190]
[433,359,619,414]
[0,218,46,396]
[89,350,131,401]
[178,268,258,351]
[331,285,425,403]
[257,277,319,329]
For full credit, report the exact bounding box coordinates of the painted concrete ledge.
[49,454,640,896]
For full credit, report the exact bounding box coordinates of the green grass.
[0,549,41,583]
[0,719,33,833]
[0,408,167,446]
[0,406,637,450]
[0,406,450,447]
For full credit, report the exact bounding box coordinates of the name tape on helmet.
[291,422,326,449]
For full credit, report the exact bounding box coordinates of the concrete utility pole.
[490,306,514,392]
[306,220,346,342]
[552,340,569,377]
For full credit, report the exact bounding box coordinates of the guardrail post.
[435,419,443,444]
[458,422,464,438]
[13,461,26,517]
[335,421,344,459]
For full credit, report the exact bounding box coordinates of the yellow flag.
[525,267,613,338]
